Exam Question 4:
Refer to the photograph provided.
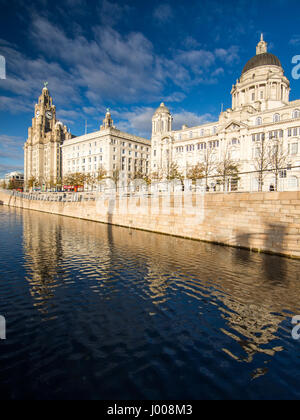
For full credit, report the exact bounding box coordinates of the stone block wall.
[0,190,299,258]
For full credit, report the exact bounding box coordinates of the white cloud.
[290,35,300,47]
[0,134,24,158]
[0,134,24,177]
[215,46,239,64]
[0,96,32,113]
[29,15,238,98]
[113,107,217,138]
[0,163,24,178]
[153,4,174,24]
[115,107,155,138]
[98,0,132,27]
[211,68,224,77]
[164,92,186,103]
[0,14,239,136]
[172,111,216,130]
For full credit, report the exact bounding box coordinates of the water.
[0,206,300,400]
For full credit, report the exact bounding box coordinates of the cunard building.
[151,35,300,191]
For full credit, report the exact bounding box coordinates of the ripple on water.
[1,206,300,400]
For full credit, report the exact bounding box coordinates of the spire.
[256,33,268,55]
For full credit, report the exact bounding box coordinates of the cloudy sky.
[1,0,300,176]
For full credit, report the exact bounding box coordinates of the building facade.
[23,36,300,193]
[151,35,300,191]
[24,84,72,190]
[4,171,24,189]
[61,110,151,188]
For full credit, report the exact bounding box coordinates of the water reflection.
[22,210,300,358]
[1,207,300,399]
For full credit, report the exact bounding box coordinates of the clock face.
[45,111,53,120]
[36,111,40,117]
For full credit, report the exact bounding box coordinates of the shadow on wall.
[234,231,252,263]
[263,223,287,284]
[235,222,288,283]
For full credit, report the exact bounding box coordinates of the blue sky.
[1,0,300,177]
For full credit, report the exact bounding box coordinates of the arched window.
[213,126,217,135]
[273,113,280,123]
[256,117,262,126]
[293,109,300,119]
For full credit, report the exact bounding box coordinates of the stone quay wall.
[0,190,299,258]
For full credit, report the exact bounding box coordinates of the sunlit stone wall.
[0,190,299,258]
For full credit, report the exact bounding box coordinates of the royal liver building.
[151,35,300,191]
[24,84,72,189]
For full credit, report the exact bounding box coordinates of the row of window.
[288,127,300,137]
[175,140,220,154]
[71,142,149,152]
[122,149,149,158]
[256,110,300,126]
[69,148,104,158]
[176,127,218,140]
[68,156,104,166]
[252,142,299,158]
[174,110,300,138]
[252,128,300,142]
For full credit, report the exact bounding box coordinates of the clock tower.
[24,84,72,190]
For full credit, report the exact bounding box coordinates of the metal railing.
[1,167,299,203]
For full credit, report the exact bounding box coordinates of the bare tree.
[253,136,269,192]
[202,147,217,190]
[85,173,96,191]
[216,147,240,192]
[268,137,289,191]
[110,167,120,191]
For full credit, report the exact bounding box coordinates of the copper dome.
[242,52,282,75]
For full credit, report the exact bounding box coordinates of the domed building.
[152,103,173,135]
[151,35,300,192]
[231,34,290,112]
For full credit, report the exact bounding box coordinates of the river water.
[0,206,300,400]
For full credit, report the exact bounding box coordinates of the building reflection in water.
[22,208,300,379]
